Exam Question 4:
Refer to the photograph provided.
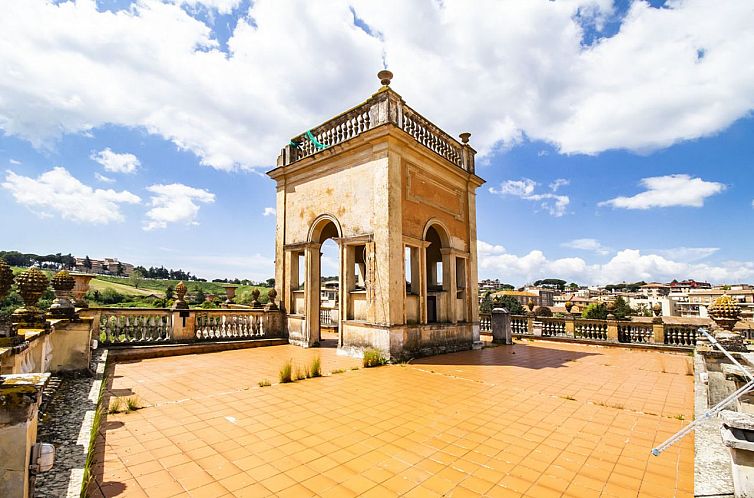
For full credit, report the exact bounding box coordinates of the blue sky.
[0,0,752,285]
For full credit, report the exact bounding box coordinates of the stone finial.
[251,288,262,309]
[173,281,188,310]
[606,300,616,319]
[222,284,238,305]
[0,259,13,300]
[49,270,77,319]
[12,268,49,329]
[378,69,393,86]
[709,294,741,332]
[459,132,471,144]
[564,300,573,313]
[266,288,278,311]
[652,302,662,317]
[526,299,535,313]
[70,272,94,308]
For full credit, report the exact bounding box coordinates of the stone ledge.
[512,334,693,353]
[106,338,288,361]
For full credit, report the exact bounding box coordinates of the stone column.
[607,319,619,342]
[652,318,664,344]
[564,316,576,338]
[442,249,456,324]
[304,243,321,346]
[491,308,511,345]
[0,373,50,498]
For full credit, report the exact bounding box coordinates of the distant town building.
[74,257,134,276]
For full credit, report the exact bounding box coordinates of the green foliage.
[165,285,174,300]
[533,278,566,290]
[330,368,346,375]
[200,300,218,309]
[479,292,493,314]
[310,356,322,378]
[363,349,388,368]
[193,287,206,305]
[279,359,293,383]
[534,306,552,317]
[582,302,607,319]
[492,295,525,315]
[128,269,144,289]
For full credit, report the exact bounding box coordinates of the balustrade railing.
[194,310,266,341]
[618,323,654,344]
[281,89,473,172]
[664,326,697,347]
[479,313,492,333]
[320,308,337,327]
[511,316,530,335]
[541,317,567,337]
[574,319,608,341]
[402,106,463,168]
[99,309,173,345]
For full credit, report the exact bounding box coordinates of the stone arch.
[422,218,450,248]
[308,214,343,244]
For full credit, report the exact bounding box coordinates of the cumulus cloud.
[144,183,215,230]
[549,178,570,192]
[562,238,611,256]
[9,159,21,165]
[91,148,140,174]
[490,178,570,217]
[0,1,753,169]
[262,207,276,216]
[1,166,140,223]
[478,241,754,285]
[599,174,725,209]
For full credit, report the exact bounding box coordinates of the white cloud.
[478,241,754,285]
[1,1,752,169]
[179,0,243,15]
[91,148,140,174]
[262,207,276,217]
[9,159,21,165]
[655,247,719,262]
[1,166,140,223]
[490,177,570,217]
[549,178,570,192]
[143,183,215,230]
[599,174,725,209]
[94,172,115,183]
[562,238,611,256]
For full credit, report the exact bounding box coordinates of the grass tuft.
[560,394,577,401]
[310,356,322,378]
[258,379,271,387]
[279,359,293,383]
[125,396,141,412]
[108,397,123,414]
[331,368,346,375]
[363,348,388,368]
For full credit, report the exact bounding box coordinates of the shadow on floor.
[411,342,600,370]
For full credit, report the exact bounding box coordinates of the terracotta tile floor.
[89,339,694,497]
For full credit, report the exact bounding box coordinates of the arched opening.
[425,223,449,323]
[308,216,341,348]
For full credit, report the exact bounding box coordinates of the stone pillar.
[491,308,511,345]
[564,316,576,338]
[652,318,664,344]
[304,243,321,346]
[527,315,537,336]
[443,249,456,324]
[49,318,94,373]
[607,319,619,342]
[0,373,50,498]
[172,310,195,341]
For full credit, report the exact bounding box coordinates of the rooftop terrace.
[89,339,693,497]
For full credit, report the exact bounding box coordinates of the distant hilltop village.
[72,256,135,276]
[479,278,754,322]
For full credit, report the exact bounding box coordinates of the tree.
[83,255,92,271]
[492,295,525,315]
[129,269,144,289]
[165,285,174,300]
[480,292,493,314]
[533,279,567,291]
[193,287,206,305]
[582,302,607,319]
[568,282,579,291]
[534,306,552,317]
[116,262,124,276]
[266,278,275,287]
